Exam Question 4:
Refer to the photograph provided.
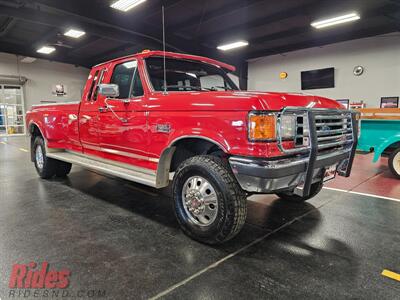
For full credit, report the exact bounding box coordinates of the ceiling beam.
[0,39,90,67]
[168,0,266,32]
[193,2,316,44]
[0,17,17,37]
[88,44,140,66]
[31,0,184,33]
[32,27,60,49]
[246,25,396,59]
[67,36,104,57]
[244,5,394,48]
[30,0,218,56]
[0,3,181,52]
[196,0,393,46]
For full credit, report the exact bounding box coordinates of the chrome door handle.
[99,104,115,113]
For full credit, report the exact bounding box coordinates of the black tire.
[388,148,400,179]
[32,136,57,179]
[172,155,247,244]
[276,180,323,203]
[55,161,72,178]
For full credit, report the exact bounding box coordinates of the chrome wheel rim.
[182,176,218,226]
[394,152,400,175]
[35,145,44,170]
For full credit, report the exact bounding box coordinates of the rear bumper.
[229,148,350,194]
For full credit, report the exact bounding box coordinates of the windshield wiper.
[163,85,211,91]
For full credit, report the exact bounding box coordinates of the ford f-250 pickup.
[26,50,358,244]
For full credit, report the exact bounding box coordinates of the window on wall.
[110,60,143,99]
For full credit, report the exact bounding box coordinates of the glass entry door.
[0,85,25,136]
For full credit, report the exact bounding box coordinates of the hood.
[238,91,344,111]
[154,91,344,111]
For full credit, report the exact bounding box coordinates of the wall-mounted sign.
[52,84,67,97]
[380,96,399,108]
[350,101,366,109]
[279,72,288,79]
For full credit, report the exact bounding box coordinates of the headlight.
[248,112,297,141]
[248,113,276,140]
[279,115,296,139]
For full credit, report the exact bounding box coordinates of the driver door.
[96,59,150,169]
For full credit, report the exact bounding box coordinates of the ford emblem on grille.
[321,124,331,132]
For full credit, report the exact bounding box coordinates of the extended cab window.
[145,57,239,92]
[87,70,99,101]
[110,60,143,99]
[92,69,105,101]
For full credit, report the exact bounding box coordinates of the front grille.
[278,108,355,154]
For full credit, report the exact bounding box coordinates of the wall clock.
[353,66,364,76]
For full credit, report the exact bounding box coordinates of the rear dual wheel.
[33,136,72,179]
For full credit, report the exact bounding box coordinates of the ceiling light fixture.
[64,29,86,38]
[217,41,249,51]
[311,12,360,29]
[36,46,56,54]
[110,0,146,12]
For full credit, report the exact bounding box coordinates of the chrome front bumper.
[230,108,359,196]
[229,148,351,194]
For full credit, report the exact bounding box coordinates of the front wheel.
[388,148,400,179]
[172,155,247,244]
[276,180,323,203]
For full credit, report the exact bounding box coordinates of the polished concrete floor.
[0,136,399,299]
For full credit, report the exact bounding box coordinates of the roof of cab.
[93,50,236,72]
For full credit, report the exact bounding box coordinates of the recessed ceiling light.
[311,12,360,29]
[217,41,249,51]
[64,29,86,38]
[110,0,146,12]
[20,57,37,63]
[36,46,56,54]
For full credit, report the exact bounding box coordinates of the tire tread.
[173,155,247,244]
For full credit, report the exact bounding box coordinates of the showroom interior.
[0,0,399,299]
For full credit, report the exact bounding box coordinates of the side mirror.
[98,84,119,98]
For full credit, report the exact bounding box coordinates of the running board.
[46,152,157,187]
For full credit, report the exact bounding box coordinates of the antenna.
[162,5,168,95]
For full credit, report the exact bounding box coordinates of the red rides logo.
[9,262,70,289]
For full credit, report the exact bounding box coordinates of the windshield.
[145,57,239,92]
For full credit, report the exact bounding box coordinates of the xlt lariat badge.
[156,124,171,133]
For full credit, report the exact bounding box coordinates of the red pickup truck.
[26,50,358,244]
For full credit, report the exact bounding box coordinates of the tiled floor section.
[325,152,400,199]
[0,136,399,299]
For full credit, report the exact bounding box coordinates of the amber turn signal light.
[248,114,276,140]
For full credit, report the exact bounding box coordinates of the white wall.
[0,52,89,110]
[248,33,400,108]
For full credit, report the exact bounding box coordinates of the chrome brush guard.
[276,107,359,197]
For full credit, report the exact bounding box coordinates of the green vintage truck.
[357,108,400,178]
